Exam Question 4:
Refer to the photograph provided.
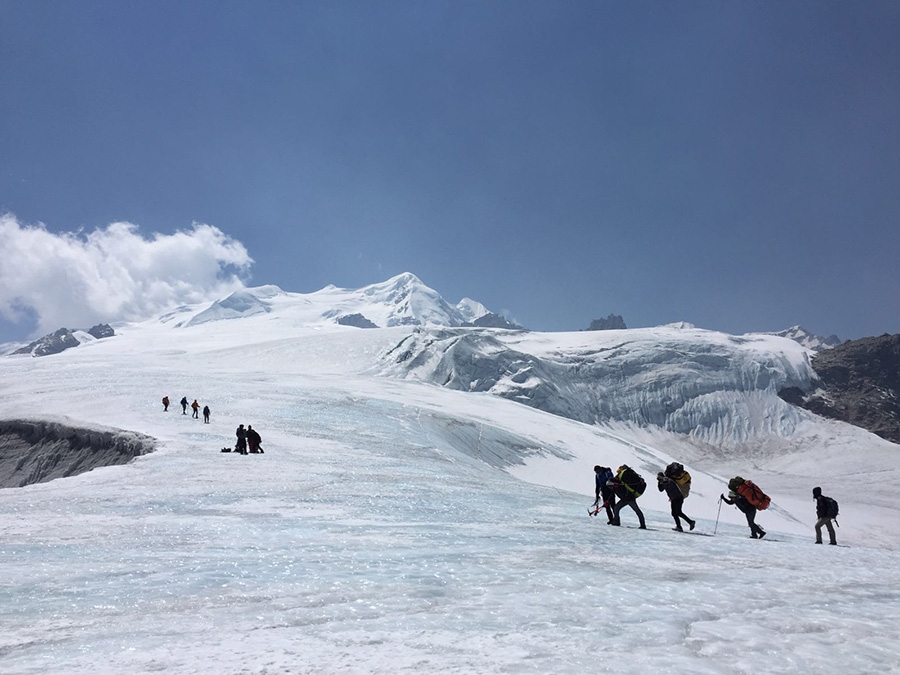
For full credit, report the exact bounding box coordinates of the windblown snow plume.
[0,215,252,337]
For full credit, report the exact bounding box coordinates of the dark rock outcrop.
[88,323,115,339]
[9,324,116,357]
[467,313,525,330]
[336,313,379,329]
[779,334,900,444]
[12,328,80,357]
[587,314,627,331]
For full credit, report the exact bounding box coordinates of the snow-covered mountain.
[127,275,828,449]
[173,272,490,331]
[455,297,490,323]
[763,325,842,351]
[2,274,899,674]
[4,274,496,356]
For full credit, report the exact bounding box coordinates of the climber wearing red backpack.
[721,476,767,539]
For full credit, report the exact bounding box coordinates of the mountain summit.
[350,272,473,327]
[764,325,841,351]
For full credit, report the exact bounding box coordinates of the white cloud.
[0,215,253,337]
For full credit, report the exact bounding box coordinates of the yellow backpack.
[666,462,691,498]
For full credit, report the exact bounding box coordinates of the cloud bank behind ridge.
[0,215,253,340]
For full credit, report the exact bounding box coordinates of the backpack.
[823,496,839,519]
[735,479,771,510]
[616,465,646,498]
[666,462,691,498]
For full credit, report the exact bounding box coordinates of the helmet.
[812,486,822,498]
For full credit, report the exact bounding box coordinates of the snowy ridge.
[760,324,842,351]
[162,273,490,330]
[186,285,284,325]
[455,297,490,323]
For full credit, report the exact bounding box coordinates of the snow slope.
[1,279,899,674]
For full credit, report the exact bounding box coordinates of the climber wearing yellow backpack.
[658,462,696,532]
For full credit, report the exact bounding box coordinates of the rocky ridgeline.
[780,333,900,444]
[10,324,115,357]
[586,314,627,331]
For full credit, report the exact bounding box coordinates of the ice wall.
[381,327,819,447]
[0,419,155,488]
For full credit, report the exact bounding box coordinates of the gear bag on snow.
[665,462,691,498]
[615,465,646,499]
[730,477,770,510]
[823,496,839,519]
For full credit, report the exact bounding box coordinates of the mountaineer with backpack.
[592,465,617,524]
[610,465,647,529]
[658,462,696,532]
[813,486,839,545]
[721,476,768,539]
[246,425,262,454]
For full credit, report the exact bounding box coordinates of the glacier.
[1,274,899,674]
[380,325,819,447]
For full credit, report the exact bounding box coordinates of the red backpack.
[735,479,770,510]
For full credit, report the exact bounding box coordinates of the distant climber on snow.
[235,424,247,454]
[162,396,169,412]
[247,425,262,454]
[191,399,200,419]
[202,405,210,424]
[592,465,617,524]
[180,396,188,415]
[658,462,695,532]
[812,486,839,545]
[721,476,769,539]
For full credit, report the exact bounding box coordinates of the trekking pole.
[713,496,723,535]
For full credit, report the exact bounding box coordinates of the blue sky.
[1,1,898,343]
